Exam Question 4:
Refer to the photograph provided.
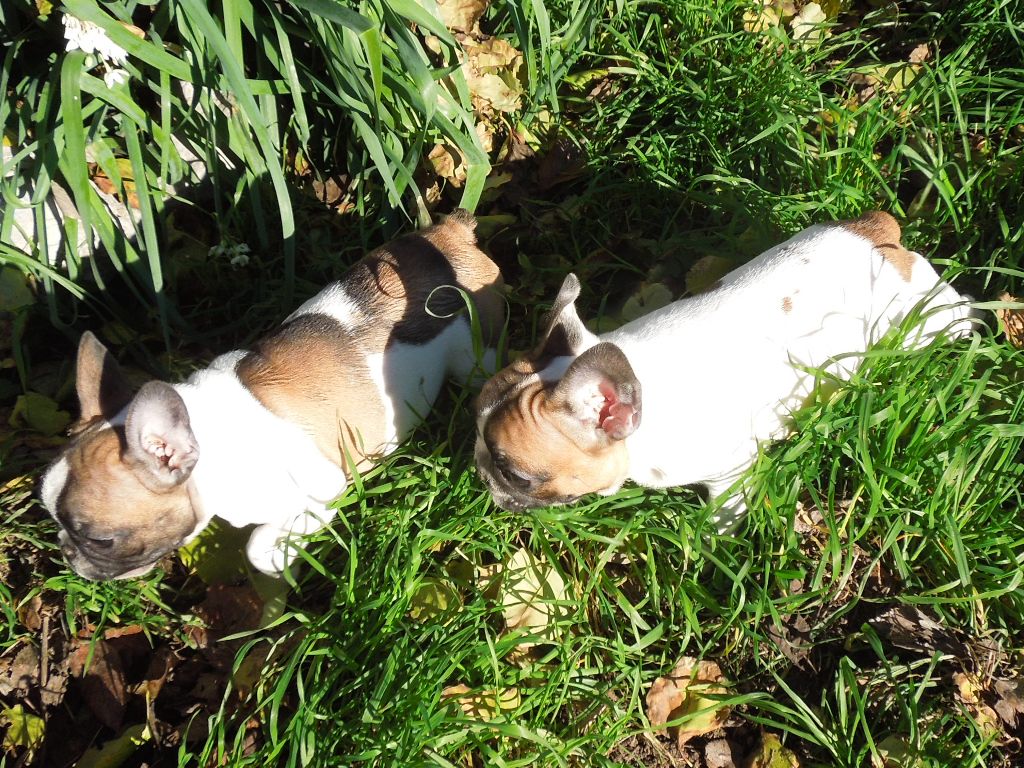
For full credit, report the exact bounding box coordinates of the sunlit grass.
[2,0,1022,765]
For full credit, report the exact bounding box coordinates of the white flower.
[103,67,130,88]
[210,242,252,267]
[63,14,128,66]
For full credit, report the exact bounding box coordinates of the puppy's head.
[474,274,641,510]
[40,333,203,580]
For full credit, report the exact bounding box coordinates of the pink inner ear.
[597,385,636,439]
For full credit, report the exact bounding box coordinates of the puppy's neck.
[175,354,347,530]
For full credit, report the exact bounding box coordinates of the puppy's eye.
[87,536,115,549]
[495,459,535,491]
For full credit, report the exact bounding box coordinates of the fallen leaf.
[766,614,813,669]
[16,594,43,632]
[996,292,1024,348]
[442,683,520,720]
[461,37,525,117]
[908,43,931,64]
[8,392,71,436]
[867,605,970,658]
[953,672,1001,737]
[621,282,674,322]
[705,737,738,768]
[992,677,1024,727]
[409,577,462,623]
[435,0,488,33]
[872,735,924,768]
[745,732,800,767]
[0,644,39,697]
[0,266,35,312]
[646,657,730,748]
[686,255,734,295]
[191,584,265,645]
[498,547,571,648]
[1,704,45,755]
[75,723,150,768]
[742,1,781,33]
[68,639,128,730]
[427,143,468,188]
[790,2,827,44]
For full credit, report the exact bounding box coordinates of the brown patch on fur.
[60,429,198,564]
[237,316,386,474]
[239,211,503,475]
[839,210,916,282]
[782,296,793,314]
[481,381,629,504]
[347,213,504,351]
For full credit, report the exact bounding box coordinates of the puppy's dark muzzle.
[58,529,160,581]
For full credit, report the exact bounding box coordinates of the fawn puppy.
[41,210,504,579]
[474,211,975,527]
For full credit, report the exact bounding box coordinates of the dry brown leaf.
[705,738,738,768]
[461,37,525,117]
[646,657,730,748]
[427,143,468,188]
[908,43,931,64]
[68,639,128,730]
[996,292,1024,348]
[993,678,1024,727]
[435,0,489,33]
[953,672,1001,737]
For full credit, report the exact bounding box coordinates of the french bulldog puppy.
[41,210,504,580]
[474,211,975,529]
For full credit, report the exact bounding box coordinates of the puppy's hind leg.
[702,477,749,535]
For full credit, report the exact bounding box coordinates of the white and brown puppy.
[41,210,504,580]
[474,211,976,528]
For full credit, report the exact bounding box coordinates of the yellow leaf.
[442,684,520,720]
[996,292,1024,348]
[686,255,735,295]
[75,723,150,768]
[498,547,571,648]
[645,657,730,748]
[409,578,461,623]
[621,282,674,322]
[0,266,35,312]
[1,704,46,754]
[9,392,71,436]
[748,732,801,768]
[873,735,925,768]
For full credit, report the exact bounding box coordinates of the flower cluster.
[62,14,130,88]
[209,242,253,268]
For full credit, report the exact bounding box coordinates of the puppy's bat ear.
[534,274,599,360]
[551,342,641,441]
[76,332,134,421]
[124,381,199,491]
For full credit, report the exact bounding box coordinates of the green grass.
[2,0,1023,766]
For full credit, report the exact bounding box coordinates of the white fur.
[288,283,364,328]
[554,223,974,529]
[172,313,485,575]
